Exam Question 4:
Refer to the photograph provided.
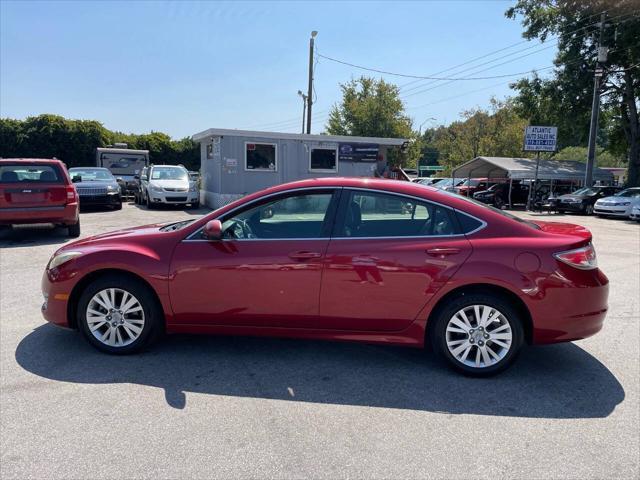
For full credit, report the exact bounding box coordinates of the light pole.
[297,90,307,134]
[418,117,436,135]
[306,30,317,134]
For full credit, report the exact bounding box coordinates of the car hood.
[149,179,190,189]
[558,194,590,201]
[530,220,592,241]
[73,180,118,188]
[65,223,168,249]
[596,195,640,204]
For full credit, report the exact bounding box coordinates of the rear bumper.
[0,203,79,225]
[529,268,609,344]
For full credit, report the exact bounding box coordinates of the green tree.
[326,76,420,167]
[506,0,640,186]
[553,145,625,167]
[0,114,200,170]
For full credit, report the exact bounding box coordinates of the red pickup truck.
[0,159,81,237]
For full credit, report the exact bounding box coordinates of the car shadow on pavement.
[0,225,72,248]
[16,324,624,418]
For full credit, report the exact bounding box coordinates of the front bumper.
[78,192,121,207]
[558,201,586,212]
[149,190,199,204]
[593,204,632,217]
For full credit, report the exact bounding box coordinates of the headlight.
[106,185,118,192]
[150,184,163,192]
[189,183,197,192]
[619,202,631,206]
[47,251,83,270]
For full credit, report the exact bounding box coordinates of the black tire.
[77,274,163,354]
[191,201,200,209]
[430,292,524,376]
[68,219,81,238]
[114,202,123,211]
[584,204,594,215]
[494,196,504,209]
[146,192,154,209]
[557,209,565,214]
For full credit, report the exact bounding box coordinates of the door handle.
[289,251,322,260]
[426,247,461,257]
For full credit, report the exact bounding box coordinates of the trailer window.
[245,143,277,171]
[310,147,337,172]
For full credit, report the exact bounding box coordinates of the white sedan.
[594,187,640,218]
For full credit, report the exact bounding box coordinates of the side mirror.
[203,220,223,240]
[72,175,81,183]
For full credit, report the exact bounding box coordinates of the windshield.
[572,187,598,196]
[435,189,541,230]
[614,188,640,198]
[151,167,188,181]
[460,179,481,187]
[69,168,114,181]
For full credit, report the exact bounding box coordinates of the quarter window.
[337,191,457,237]
[220,192,334,239]
[246,143,277,171]
[310,147,337,172]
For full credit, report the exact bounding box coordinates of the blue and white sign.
[524,126,558,152]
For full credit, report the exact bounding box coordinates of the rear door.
[0,162,68,209]
[318,189,472,332]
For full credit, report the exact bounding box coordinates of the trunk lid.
[531,220,592,241]
[0,163,68,209]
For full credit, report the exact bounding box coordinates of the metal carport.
[452,156,614,208]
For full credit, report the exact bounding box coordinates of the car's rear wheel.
[431,293,524,376]
[68,220,81,238]
[77,275,162,354]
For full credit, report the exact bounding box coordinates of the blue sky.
[0,1,556,138]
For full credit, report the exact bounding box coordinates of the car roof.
[0,158,65,165]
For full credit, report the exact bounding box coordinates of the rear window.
[0,164,63,183]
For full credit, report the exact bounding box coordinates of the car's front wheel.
[68,219,81,238]
[77,275,163,354]
[431,292,524,376]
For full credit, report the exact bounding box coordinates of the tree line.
[0,114,200,170]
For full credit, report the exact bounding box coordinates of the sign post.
[523,126,558,211]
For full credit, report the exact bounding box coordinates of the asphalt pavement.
[1,202,638,479]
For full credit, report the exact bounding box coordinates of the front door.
[169,189,340,328]
[319,189,472,332]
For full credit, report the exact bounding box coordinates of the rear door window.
[335,190,458,237]
[0,164,63,183]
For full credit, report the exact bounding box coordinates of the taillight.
[554,244,598,270]
[66,185,77,203]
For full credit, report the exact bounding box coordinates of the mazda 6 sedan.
[41,178,609,376]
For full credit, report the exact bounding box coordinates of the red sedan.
[41,178,608,376]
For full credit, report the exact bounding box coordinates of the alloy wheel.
[445,304,513,369]
[86,288,145,347]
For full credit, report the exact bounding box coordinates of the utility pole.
[585,12,607,187]
[297,90,307,134]
[306,31,317,134]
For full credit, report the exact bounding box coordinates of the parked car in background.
[96,145,149,197]
[436,178,465,192]
[455,178,494,197]
[139,164,199,209]
[557,186,622,215]
[593,187,640,218]
[41,177,609,376]
[473,182,529,208]
[0,158,80,237]
[413,177,445,186]
[68,167,122,210]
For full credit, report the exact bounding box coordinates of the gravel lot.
[1,202,638,479]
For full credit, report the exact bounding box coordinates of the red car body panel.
[0,158,79,226]
[40,177,609,348]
